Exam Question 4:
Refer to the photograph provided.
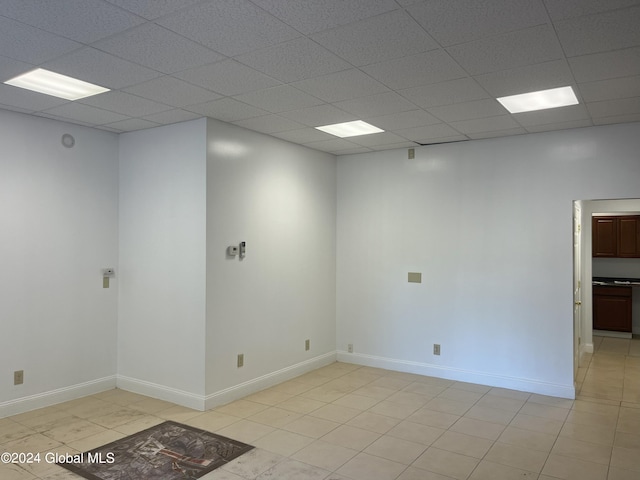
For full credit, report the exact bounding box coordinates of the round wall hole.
[61,133,75,148]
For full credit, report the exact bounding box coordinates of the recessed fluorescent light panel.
[316,120,384,138]
[4,68,109,100]
[497,86,578,114]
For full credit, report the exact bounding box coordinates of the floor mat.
[57,420,254,480]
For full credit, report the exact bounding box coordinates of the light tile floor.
[1,337,639,480]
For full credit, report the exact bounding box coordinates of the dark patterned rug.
[57,421,254,480]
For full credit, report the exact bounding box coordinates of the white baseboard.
[0,376,117,419]
[337,351,575,399]
[116,376,206,411]
[204,351,337,410]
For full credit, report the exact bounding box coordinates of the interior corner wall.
[204,119,337,405]
[118,119,207,408]
[0,110,119,415]
[336,122,640,398]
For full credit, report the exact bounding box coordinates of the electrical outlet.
[237,354,244,368]
[347,344,353,353]
[14,370,24,385]
[305,339,310,351]
[433,344,441,356]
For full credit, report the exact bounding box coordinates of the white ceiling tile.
[592,113,640,125]
[174,60,281,96]
[78,92,172,117]
[362,50,467,90]
[232,115,306,134]
[578,76,640,103]
[311,10,438,66]
[43,48,161,90]
[333,147,373,155]
[271,128,335,144]
[525,119,592,133]
[474,60,575,97]
[123,77,221,108]
[348,132,408,147]
[363,110,440,131]
[555,7,640,57]
[142,109,202,125]
[569,48,640,83]
[447,25,564,75]
[0,84,68,112]
[407,0,549,46]
[333,92,417,118]
[235,37,351,83]
[467,127,527,140]
[513,104,590,127]
[291,69,389,103]
[0,0,144,43]
[303,138,360,152]
[104,0,202,20]
[369,142,419,151]
[157,0,300,57]
[104,118,161,132]
[0,16,81,65]
[395,123,464,142]
[94,24,224,74]
[40,103,129,125]
[233,86,323,113]
[449,115,520,134]
[0,104,35,115]
[399,78,489,109]
[586,97,640,118]
[543,0,640,20]
[251,0,399,35]
[428,99,507,122]
[184,98,268,122]
[279,104,357,127]
[0,55,35,83]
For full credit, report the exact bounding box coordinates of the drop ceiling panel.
[333,92,418,118]
[234,85,323,113]
[364,110,440,131]
[525,119,592,133]
[0,0,144,43]
[43,48,160,90]
[449,115,520,134]
[0,16,81,65]
[41,103,129,125]
[104,118,160,132]
[104,0,202,20]
[593,113,640,125]
[0,55,36,83]
[428,98,506,122]
[512,104,590,127]
[586,97,640,118]
[232,115,306,134]
[93,24,224,74]
[399,78,490,109]
[578,76,640,103]
[0,84,69,112]
[555,7,640,57]
[142,109,201,125]
[123,77,221,108]
[543,0,640,21]
[311,10,438,66]
[568,48,640,83]
[279,104,357,127]
[271,128,335,144]
[291,69,389,103]
[395,123,464,142]
[447,25,564,75]
[184,97,268,122]
[362,50,467,90]
[303,138,362,152]
[407,0,549,46]
[467,127,527,140]
[348,132,408,147]
[174,60,281,97]
[156,0,300,57]
[474,60,575,97]
[79,92,172,117]
[251,0,399,35]
[235,38,352,83]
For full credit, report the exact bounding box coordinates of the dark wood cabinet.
[593,286,632,332]
[593,215,640,258]
[592,217,617,257]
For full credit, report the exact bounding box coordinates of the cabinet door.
[593,287,632,332]
[618,216,640,257]
[592,217,617,257]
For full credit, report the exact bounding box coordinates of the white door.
[573,202,582,380]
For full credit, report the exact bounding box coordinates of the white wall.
[337,122,640,398]
[205,119,337,405]
[0,110,118,414]
[118,119,207,407]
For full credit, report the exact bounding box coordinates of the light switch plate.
[408,272,422,283]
